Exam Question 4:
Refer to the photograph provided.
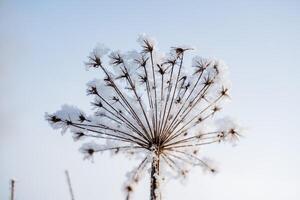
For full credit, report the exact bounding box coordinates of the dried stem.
[65,170,75,200]
[150,153,160,200]
[10,179,15,200]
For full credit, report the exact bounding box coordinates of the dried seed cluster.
[46,35,241,199]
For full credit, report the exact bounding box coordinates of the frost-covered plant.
[46,35,241,200]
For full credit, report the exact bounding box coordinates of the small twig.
[10,179,15,200]
[65,170,75,200]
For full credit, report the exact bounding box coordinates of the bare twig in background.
[10,179,15,200]
[65,170,75,200]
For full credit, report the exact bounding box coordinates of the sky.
[0,0,300,199]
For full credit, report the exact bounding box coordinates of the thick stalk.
[150,153,161,200]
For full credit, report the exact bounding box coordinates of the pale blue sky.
[1,0,300,199]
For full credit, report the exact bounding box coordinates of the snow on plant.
[45,34,241,200]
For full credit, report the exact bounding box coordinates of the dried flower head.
[46,35,241,200]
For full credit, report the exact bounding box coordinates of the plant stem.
[65,170,75,200]
[150,153,160,200]
[10,179,15,200]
